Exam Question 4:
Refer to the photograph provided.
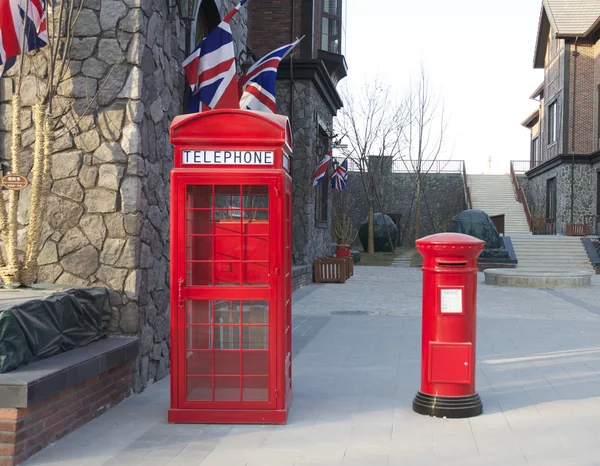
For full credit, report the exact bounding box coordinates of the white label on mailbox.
[440,289,463,314]
[182,150,274,165]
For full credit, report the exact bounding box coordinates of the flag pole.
[223,0,249,23]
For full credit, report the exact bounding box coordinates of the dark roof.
[533,0,600,68]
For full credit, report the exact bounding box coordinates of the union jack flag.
[312,149,332,187]
[330,157,348,191]
[183,0,248,112]
[0,0,47,77]
[239,38,301,113]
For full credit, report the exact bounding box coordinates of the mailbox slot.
[437,260,468,267]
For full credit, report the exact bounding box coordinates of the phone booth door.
[173,172,281,421]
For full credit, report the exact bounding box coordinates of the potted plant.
[334,214,358,257]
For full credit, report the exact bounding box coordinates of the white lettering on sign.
[182,150,274,165]
[440,289,463,314]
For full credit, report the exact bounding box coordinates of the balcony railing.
[510,159,546,174]
[532,218,556,235]
[511,160,531,174]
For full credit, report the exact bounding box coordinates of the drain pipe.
[571,39,580,225]
[289,0,296,177]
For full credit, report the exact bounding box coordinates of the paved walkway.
[25,267,600,466]
[390,250,414,267]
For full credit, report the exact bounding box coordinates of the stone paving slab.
[24,267,600,465]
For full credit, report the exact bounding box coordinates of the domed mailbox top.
[416,233,485,260]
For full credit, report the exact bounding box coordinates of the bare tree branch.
[335,75,408,253]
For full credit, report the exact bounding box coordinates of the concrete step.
[516,252,590,256]
[468,174,531,234]
[516,257,591,261]
[510,234,594,271]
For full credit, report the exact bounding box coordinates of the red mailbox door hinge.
[275,187,281,197]
[275,389,279,398]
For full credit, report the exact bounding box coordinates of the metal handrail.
[509,160,533,232]
[345,159,465,174]
[392,159,464,173]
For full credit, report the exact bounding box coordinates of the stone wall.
[338,171,466,247]
[523,163,596,234]
[0,0,249,391]
[133,0,185,390]
[277,79,337,265]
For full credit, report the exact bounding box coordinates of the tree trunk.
[414,175,422,244]
[368,204,375,254]
[22,104,48,286]
[2,94,23,286]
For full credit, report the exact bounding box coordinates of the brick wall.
[0,362,134,466]
[570,42,596,154]
[292,265,312,291]
[594,39,600,147]
[248,0,302,58]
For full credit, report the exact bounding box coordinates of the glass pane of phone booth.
[183,183,271,404]
[185,300,270,402]
[185,185,270,287]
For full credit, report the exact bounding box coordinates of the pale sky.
[343,0,544,174]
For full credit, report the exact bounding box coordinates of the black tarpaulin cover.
[0,287,110,373]
[447,209,510,259]
[359,213,399,252]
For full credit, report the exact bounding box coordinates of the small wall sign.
[440,288,463,314]
[2,174,28,190]
[183,150,274,165]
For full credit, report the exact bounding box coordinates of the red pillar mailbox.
[412,233,485,418]
[168,110,293,424]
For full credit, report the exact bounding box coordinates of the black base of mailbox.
[412,391,482,418]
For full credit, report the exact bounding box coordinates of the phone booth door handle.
[178,277,185,308]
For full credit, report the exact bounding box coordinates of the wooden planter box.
[314,257,348,284]
[566,223,588,236]
[344,256,354,277]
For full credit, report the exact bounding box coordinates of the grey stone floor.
[25,267,600,466]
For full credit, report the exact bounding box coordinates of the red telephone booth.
[168,110,293,424]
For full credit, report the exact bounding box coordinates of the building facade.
[248,0,346,265]
[0,0,345,390]
[522,0,600,234]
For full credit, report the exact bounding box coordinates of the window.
[321,0,342,53]
[186,0,221,111]
[190,0,220,52]
[531,137,539,166]
[185,184,270,287]
[548,101,557,145]
[314,128,329,225]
